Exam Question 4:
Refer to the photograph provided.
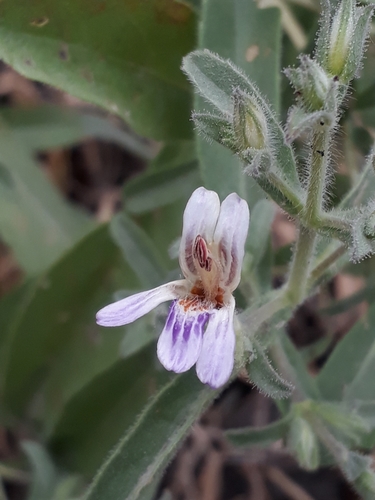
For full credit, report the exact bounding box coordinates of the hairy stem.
[304,128,332,224]
[286,226,316,305]
[308,243,347,286]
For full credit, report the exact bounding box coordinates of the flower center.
[179,283,224,313]
[192,234,223,302]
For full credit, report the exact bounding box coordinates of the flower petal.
[179,187,220,282]
[213,193,250,291]
[157,300,208,373]
[196,297,235,388]
[96,280,188,327]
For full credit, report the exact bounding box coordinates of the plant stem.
[285,226,316,305]
[308,243,347,286]
[0,465,30,484]
[239,292,288,335]
[267,172,304,214]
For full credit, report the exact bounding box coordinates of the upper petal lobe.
[179,187,220,282]
[213,193,250,291]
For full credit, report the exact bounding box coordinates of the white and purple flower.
[96,187,250,388]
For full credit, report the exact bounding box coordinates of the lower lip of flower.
[179,283,225,312]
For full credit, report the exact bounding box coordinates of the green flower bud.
[327,0,355,77]
[316,0,373,83]
[285,56,331,111]
[288,415,320,470]
[232,88,268,151]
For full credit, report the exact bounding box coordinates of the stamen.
[179,283,225,313]
[193,235,212,271]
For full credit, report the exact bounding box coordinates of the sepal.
[192,112,236,150]
[285,106,334,143]
[246,339,294,399]
[284,56,331,111]
[232,87,268,151]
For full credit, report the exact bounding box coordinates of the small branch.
[0,464,30,485]
[266,466,315,500]
[308,243,347,286]
[267,172,304,214]
[239,292,288,335]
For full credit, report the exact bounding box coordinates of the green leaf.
[0,225,121,415]
[22,441,83,500]
[244,199,276,294]
[317,303,375,401]
[22,441,58,500]
[247,200,276,269]
[123,162,201,214]
[277,333,320,400]
[226,413,292,447]
[189,0,282,202]
[0,115,93,275]
[1,106,154,160]
[110,213,167,288]
[148,141,197,172]
[0,0,196,140]
[199,0,281,111]
[49,345,171,475]
[247,339,293,399]
[83,369,217,499]
[311,401,370,443]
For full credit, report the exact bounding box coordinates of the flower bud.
[327,0,355,77]
[288,415,320,470]
[317,0,373,83]
[285,56,331,111]
[232,88,268,151]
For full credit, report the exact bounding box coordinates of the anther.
[194,235,212,271]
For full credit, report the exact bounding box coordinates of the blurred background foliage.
[1,0,375,499]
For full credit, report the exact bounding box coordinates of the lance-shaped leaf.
[0,0,196,140]
[85,371,217,500]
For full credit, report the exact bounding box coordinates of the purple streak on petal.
[96,280,188,327]
[213,193,250,292]
[196,297,236,389]
[157,301,208,373]
[179,187,220,283]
